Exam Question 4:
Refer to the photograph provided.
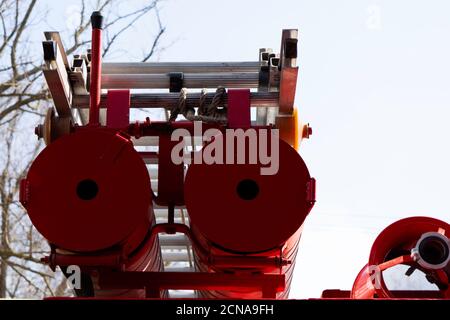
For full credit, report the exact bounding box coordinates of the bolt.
[302,123,313,139]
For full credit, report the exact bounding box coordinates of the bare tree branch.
[0,0,168,298]
[102,3,158,57]
[10,0,37,80]
[0,92,48,122]
[5,260,52,278]
[142,7,165,62]
[8,264,47,295]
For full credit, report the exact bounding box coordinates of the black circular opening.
[76,179,99,201]
[418,236,449,265]
[236,179,259,201]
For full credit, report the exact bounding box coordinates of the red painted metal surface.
[21,127,164,297]
[185,137,314,253]
[351,216,450,299]
[94,225,163,298]
[22,129,152,253]
[106,90,130,128]
[77,221,286,298]
[98,271,285,299]
[155,134,185,207]
[227,89,251,129]
[88,12,103,126]
[191,228,302,299]
[184,135,315,298]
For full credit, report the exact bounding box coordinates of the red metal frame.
[25,10,314,300]
[227,89,251,129]
[155,134,185,207]
[106,90,130,128]
[41,221,287,298]
[88,22,102,126]
[98,271,285,299]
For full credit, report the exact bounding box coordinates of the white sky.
[39,0,450,298]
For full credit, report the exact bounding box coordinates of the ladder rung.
[101,72,260,89]
[159,234,190,247]
[162,251,190,262]
[102,61,260,74]
[72,92,279,109]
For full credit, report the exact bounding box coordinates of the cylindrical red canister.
[351,216,450,299]
[184,135,315,298]
[23,129,163,297]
